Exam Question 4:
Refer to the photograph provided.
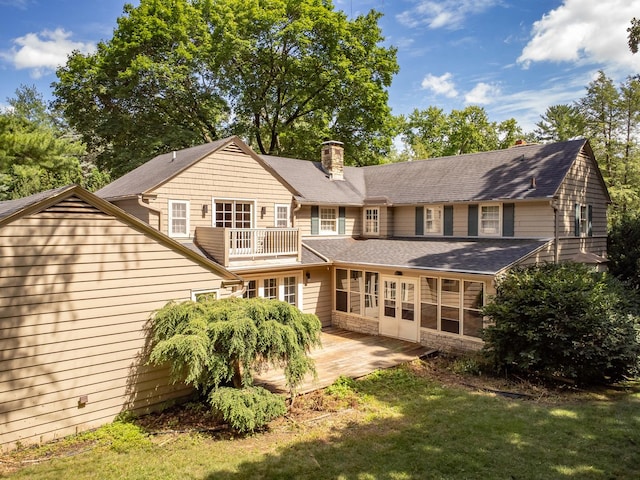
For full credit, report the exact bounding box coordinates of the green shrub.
[148,297,322,392]
[608,214,640,291]
[482,262,640,384]
[209,386,286,433]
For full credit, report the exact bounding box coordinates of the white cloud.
[1,28,95,78]
[421,72,459,98]
[518,0,640,73]
[464,82,500,104]
[396,0,502,30]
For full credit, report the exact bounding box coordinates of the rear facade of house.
[97,136,610,353]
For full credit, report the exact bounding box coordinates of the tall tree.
[0,85,103,200]
[53,0,398,173]
[533,104,586,142]
[617,76,640,215]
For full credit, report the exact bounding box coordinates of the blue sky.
[1,0,639,131]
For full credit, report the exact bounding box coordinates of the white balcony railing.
[228,228,299,258]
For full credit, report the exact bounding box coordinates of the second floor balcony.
[194,227,301,268]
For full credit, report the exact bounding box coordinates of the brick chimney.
[321,140,344,180]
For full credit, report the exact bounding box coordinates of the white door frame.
[379,276,419,342]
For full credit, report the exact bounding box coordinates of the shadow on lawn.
[205,367,640,480]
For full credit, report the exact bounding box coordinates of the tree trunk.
[232,360,243,388]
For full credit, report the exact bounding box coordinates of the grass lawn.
[2,359,639,479]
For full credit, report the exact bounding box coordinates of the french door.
[379,277,419,342]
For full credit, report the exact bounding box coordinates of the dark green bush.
[482,262,640,384]
[209,386,287,433]
[608,214,640,290]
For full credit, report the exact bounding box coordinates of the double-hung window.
[274,204,290,228]
[575,203,592,237]
[424,206,442,234]
[479,204,500,236]
[168,200,189,238]
[320,207,338,234]
[364,208,379,235]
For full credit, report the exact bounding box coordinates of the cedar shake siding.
[0,189,240,451]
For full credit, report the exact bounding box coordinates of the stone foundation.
[420,329,483,353]
[332,312,379,335]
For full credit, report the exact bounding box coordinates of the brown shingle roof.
[262,139,593,205]
[303,237,550,275]
[260,154,365,205]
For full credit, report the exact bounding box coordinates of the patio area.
[255,327,436,395]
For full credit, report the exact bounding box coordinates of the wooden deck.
[255,327,435,395]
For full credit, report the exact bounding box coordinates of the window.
[575,204,592,237]
[244,280,257,299]
[242,274,301,307]
[480,204,500,236]
[263,278,278,299]
[191,289,218,302]
[275,204,290,228]
[440,279,460,334]
[283,276,296,305]
[425,206,442,234]
[420,277,438,330]
[335,268,379,318]
[320,207,338,234]
[463,281,484,338]
[213,200,253,228]
[364,208,379,235]
[350,270,362,314]
[336,269,348,312]
[168,200,189,237]
[420,277,485,339]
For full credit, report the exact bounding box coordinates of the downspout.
[138,195,162,231]
[291,199,302,227]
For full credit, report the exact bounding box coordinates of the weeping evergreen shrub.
[482,262,640,384]
[148,297,321,431]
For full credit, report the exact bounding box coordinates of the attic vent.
[222,144,244,154]
[41,197,106,216]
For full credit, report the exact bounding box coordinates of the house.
[0,185,243,450]
[97,136,610,352]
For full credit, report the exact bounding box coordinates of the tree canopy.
[0,85,109,200]
[399,105,524,160]
[53,0,398,175]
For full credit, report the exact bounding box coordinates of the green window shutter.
[503,203,515,237]
[444,205,453,236]
[587,205,593,236]
[467,204,478,236]
[338,207,346,234]
[415,206,424,235]
[574,203,580,236]
[311,206,319,235]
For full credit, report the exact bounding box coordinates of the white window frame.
[243,272,302,308]
[363,207,380,236]
[191,288,218,302]
[211,198,256,228]
[274,204,290,228]
[579,204,588,237]
[424,206,443,235]
[320,207,338,234]
[168,199,190,238]
[479,204,501,236]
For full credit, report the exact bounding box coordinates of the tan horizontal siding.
[393,206,415,236]
[302,267,332,327]
[111,198,150,224]
[514,202,554,237]
[452,204,466,236]
[149,144,294,237]
[0,197,231,451]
